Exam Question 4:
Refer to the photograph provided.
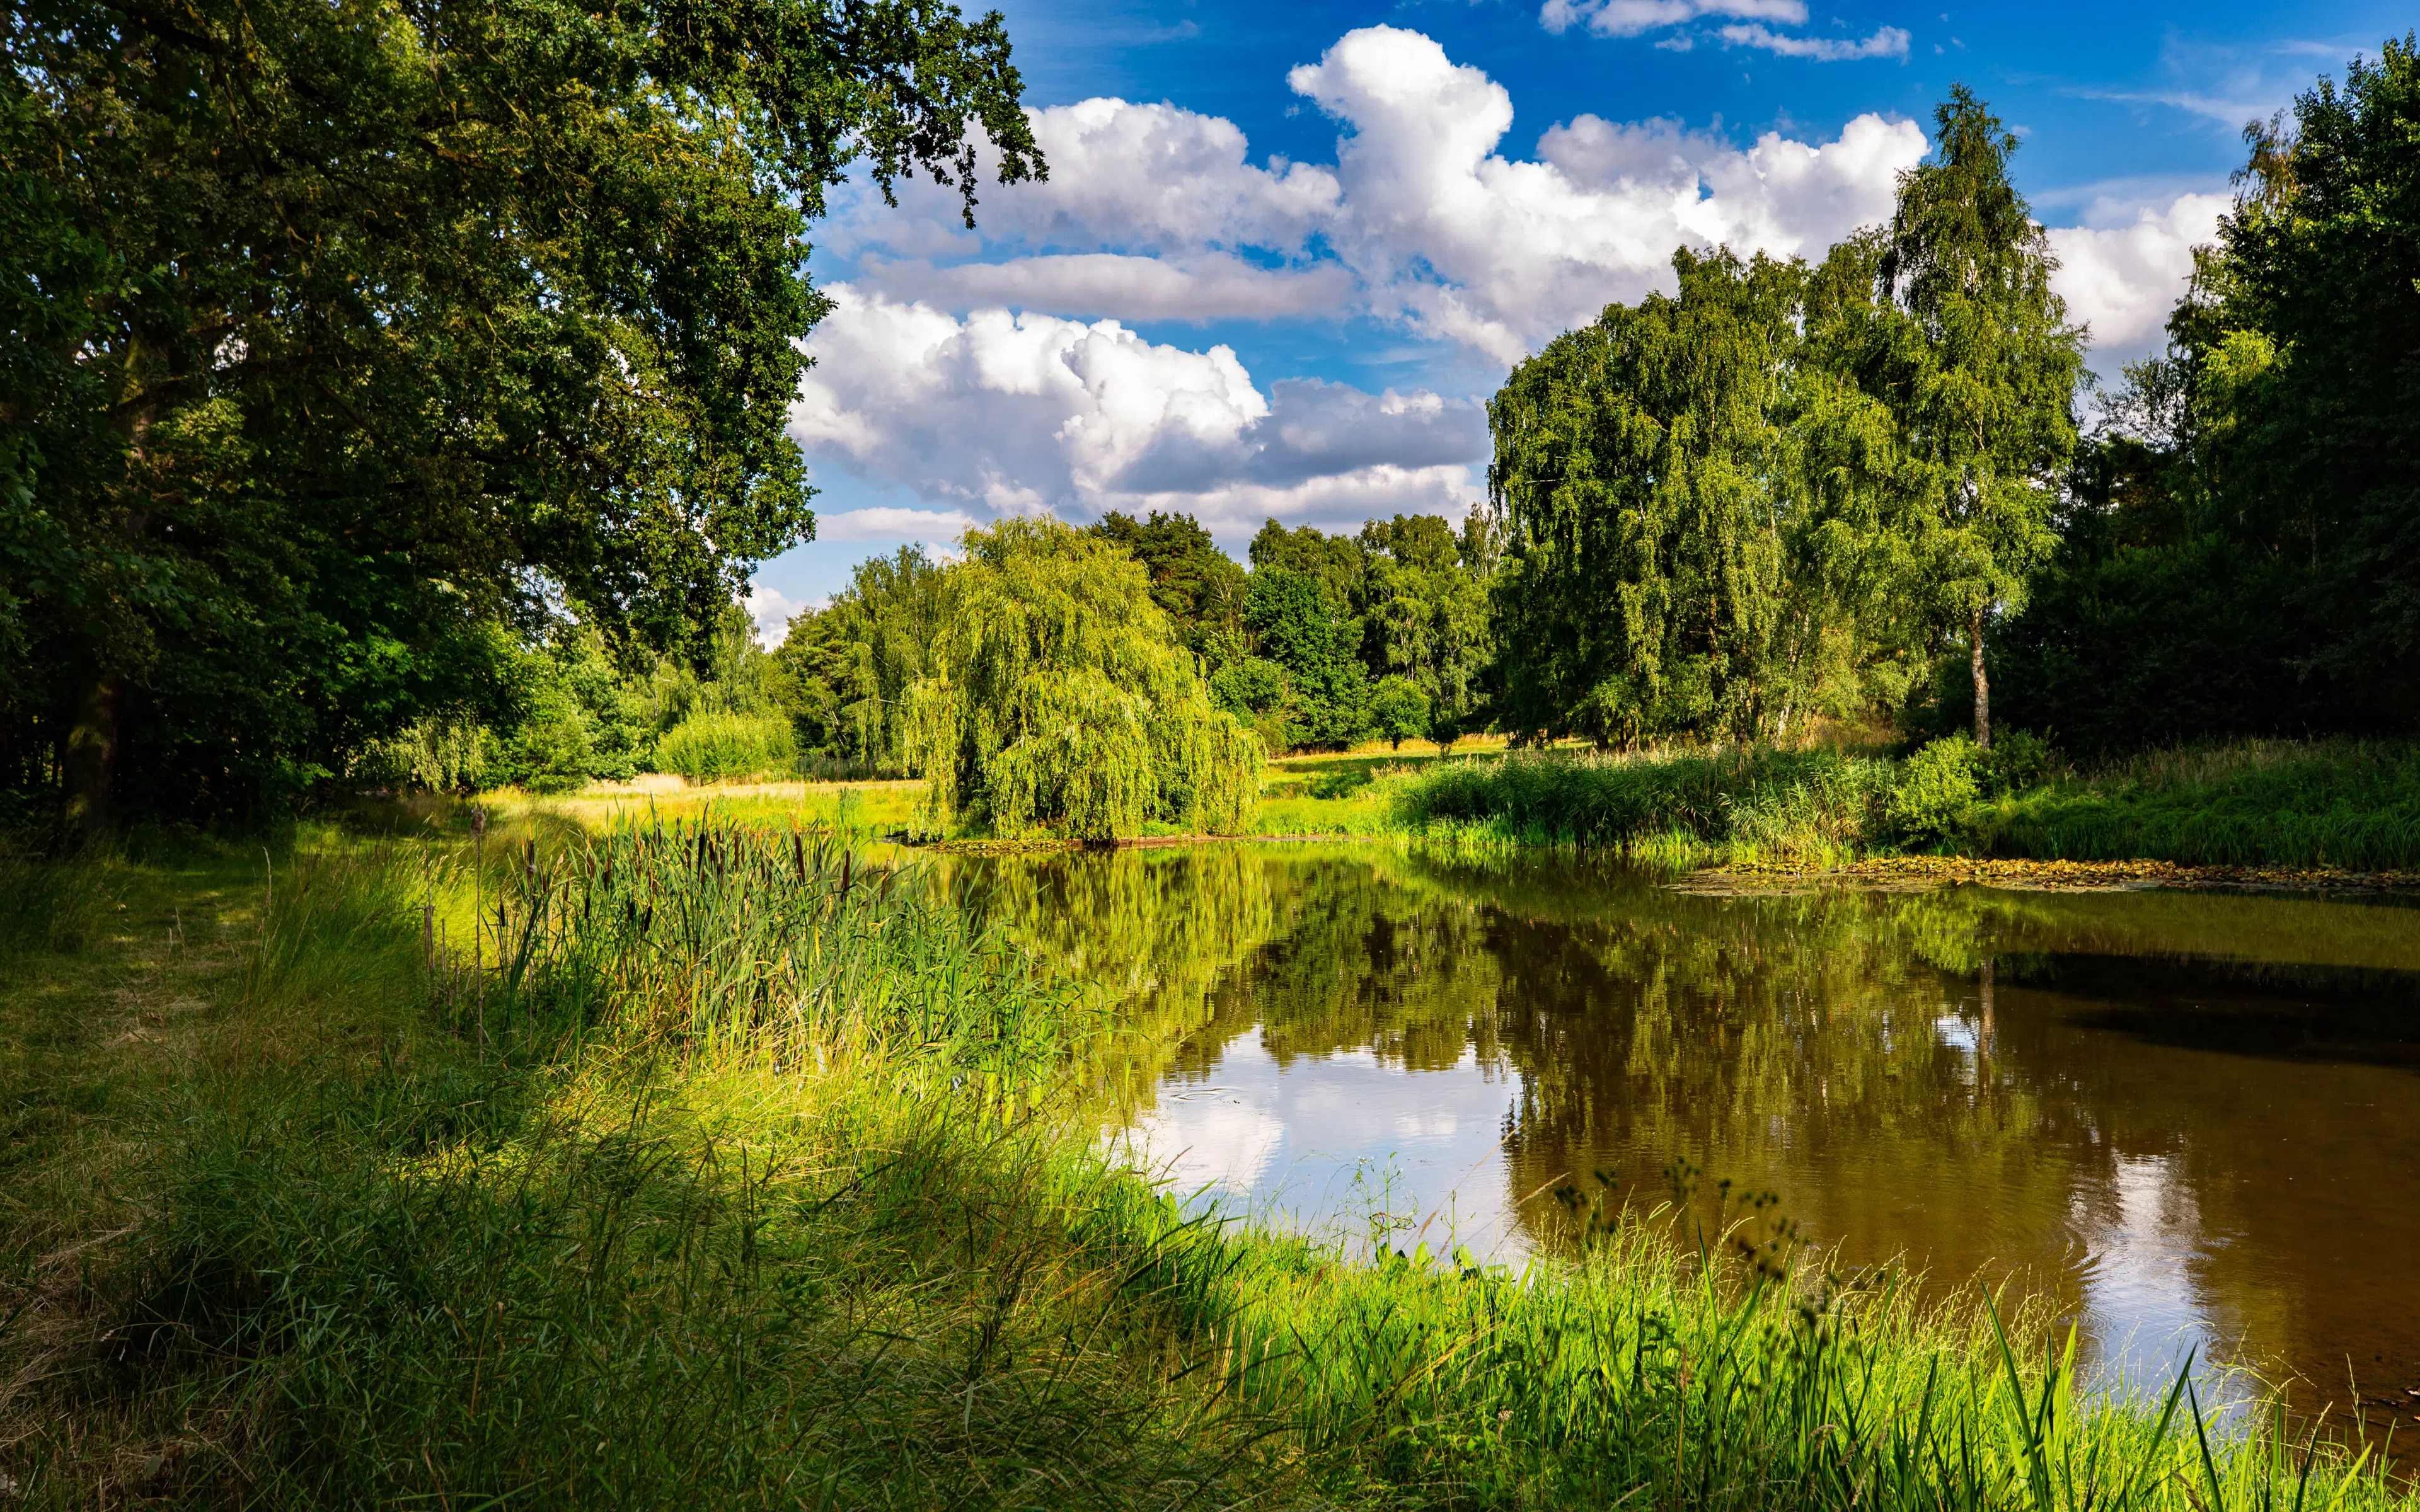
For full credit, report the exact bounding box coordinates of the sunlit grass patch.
[1983,739,2420,870]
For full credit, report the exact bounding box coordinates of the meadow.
[3,819,2415,1506]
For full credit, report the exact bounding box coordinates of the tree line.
[5,15,2414,837]
[1486,49,2420,759]
[773,510,1500,776]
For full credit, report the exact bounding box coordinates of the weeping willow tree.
[902,518,1263,840]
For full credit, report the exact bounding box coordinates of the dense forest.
[4,13,2416,835]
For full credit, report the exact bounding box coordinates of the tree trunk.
[1968,605,1991,752]
[63,670,125,840]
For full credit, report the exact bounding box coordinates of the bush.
[352,715,488,792]
[655,713,798,784]
[1886,735,1983,845]
[1979,729,2058,796]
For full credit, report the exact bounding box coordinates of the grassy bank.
[1980,741,2420,871]
[1381,738,2420,874]
[3,825,2414,1507]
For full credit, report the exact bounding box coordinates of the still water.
[963,844,2420,1414]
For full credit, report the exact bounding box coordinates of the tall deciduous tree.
[770,546,947,770]
[0,0,1040,831]
[1875,86,2084,749]
[2206,36,2420,700]
[1488,248,1799,746]
[1357,514,1494,731]
[1088,510,1249,666]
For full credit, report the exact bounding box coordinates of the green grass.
[1980,740,2420,870]
[6,826,2416,1506]
[1380,738,2420,873]
[1389,746,1898,866]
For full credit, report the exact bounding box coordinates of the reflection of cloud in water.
[2072,1154,2235,1410]
[1117,1030,1528,1257]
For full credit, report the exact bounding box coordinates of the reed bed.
[446,817,1087,1113]
[1388,739,2420,872]
[1392,747,1898,866]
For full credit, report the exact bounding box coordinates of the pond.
[960,843,2420,1416]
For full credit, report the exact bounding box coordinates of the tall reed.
[463,817,1085,1110]
[1395,747,1897,864]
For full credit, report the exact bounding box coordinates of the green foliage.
[2212,37,2420,693]
[1398,747,1898,864]
[352,716,491,794]
[1210,655,1293,760]
[1089,510,1250,663]
[1491,249,1800,747]
[773,546,948,773]
[1986,739,2420,869]
[1368,675,1432,750]
[1887,735,1986,845]
[1388,734,2420,871]
[1358,514,1495,728]
[1487,89,2081,755]
[654,713,798,785]
[1994,36,2420,748]
[1872,86,2087,746]
[902,519,1261,840]
[1248,518,1368,607]
[0,0,1042,828]
[1245,564,1369,750]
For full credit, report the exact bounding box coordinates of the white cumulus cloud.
[2048,191,2230,365]
[739,583,815,644]
[789,287,1485,543]
[788,26,2228,545]
[856,251,1356,323]
[830,27,1928,363]
[990,98,1341,253]
[1286,26,1927,359]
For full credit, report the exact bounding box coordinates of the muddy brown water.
[959,844,2420,1416]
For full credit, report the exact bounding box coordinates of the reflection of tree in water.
[946,845,2420,1409]
[1214,859,1508,1074]
[937,846,1277,1109]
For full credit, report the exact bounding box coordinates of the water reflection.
[968,845,2420,1413]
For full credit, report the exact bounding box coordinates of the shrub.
[1886,735,1983,845]
[352,715,489,792]
[655,713,798,784]
[1979,728,2058,795]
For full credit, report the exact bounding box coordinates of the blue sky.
[742,0,2413,633]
